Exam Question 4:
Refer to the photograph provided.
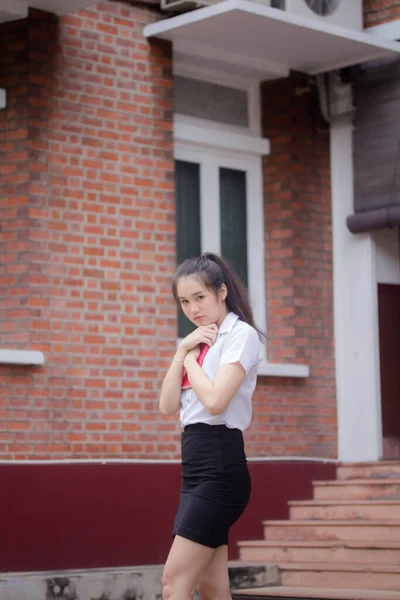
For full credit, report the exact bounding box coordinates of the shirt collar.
[217,312,239,337]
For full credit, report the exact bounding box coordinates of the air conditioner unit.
[161,0,362,29]
[271,0,363,31]
[161,0,271,13]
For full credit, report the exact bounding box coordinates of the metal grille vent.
[272,0,341,15]
[303,0,340,16]
[174,76,249,128]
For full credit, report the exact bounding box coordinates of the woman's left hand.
[183,345,200,368]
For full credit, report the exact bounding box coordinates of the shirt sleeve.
[219,325,261,375]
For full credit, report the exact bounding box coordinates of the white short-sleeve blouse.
[180,312,262,431]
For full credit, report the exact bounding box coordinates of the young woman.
[159,253,263,600]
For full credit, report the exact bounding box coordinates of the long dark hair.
[172,253,265,342]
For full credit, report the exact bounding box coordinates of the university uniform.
[173,312,261,549]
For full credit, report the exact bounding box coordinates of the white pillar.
[331,116,383,462]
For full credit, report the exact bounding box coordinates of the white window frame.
[175,143,267,347]
[174,74,309,378]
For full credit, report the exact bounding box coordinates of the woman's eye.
[197,296,204,300]
[181,300,188,305]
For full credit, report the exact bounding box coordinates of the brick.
[0,6,176,459]
[0,3,340,461]
[364,0,400,26]
[257,72,336,459]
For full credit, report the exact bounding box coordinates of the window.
[175,143,267,341]
[172,67,309,377]
[219,167,248,287]
[173,68,271,359]
[175,160,201,338]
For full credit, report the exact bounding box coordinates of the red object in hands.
[181,343,209,390]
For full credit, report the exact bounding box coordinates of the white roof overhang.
[144,0,400,79]
[0,0,28,21]
[0,0,98,22]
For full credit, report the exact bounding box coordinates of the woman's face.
[176,275,228,329]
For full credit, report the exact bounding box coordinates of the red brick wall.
[1,5,337,460]
[250,74,337,458]
[364,0,400,26]
[1,3,177,459]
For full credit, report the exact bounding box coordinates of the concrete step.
[0,563,279,600]
[279,562,400,591]
[313,479,400,500]
[262,519,400,542]
[337,462,400,481]
[238,539,400,565]
[289,499,400,520]
[233,586,400,599]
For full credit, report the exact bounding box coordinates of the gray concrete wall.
[0,563,280,600]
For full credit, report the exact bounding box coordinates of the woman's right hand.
[177,324,218,357]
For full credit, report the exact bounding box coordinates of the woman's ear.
[219,284,228,302]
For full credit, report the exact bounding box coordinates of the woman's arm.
[159,352,186,416]
[183,325,260,416]
[158,324,219,416]
[183,353,246,416]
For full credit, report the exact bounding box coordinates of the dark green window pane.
[175,160,201,338]
[220,167,248,287]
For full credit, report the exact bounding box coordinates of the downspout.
[316,70,354,124]
[316,73,331,124]
[317,71,400,233]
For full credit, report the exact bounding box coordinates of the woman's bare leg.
[162,535,215,600]
[196,545,231,600]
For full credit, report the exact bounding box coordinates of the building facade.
[0,0,399,575]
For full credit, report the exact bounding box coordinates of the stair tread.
[263,519,400,526]
[237,464,400,598]
[276,561,400,573]
[340,461,400,467]
[233,586,400,599]
[289,499,400,506]
[314,479,400,485]
[238,539,400,548]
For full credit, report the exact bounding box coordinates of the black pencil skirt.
[172,423,251,549]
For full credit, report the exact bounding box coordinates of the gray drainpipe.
[347,204,400,233]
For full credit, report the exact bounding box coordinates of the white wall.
[331,116,383,462]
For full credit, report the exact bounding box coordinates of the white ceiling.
[144,0,400,77]
[0,0,27,21]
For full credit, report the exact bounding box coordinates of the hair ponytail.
[172,252,266,342]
